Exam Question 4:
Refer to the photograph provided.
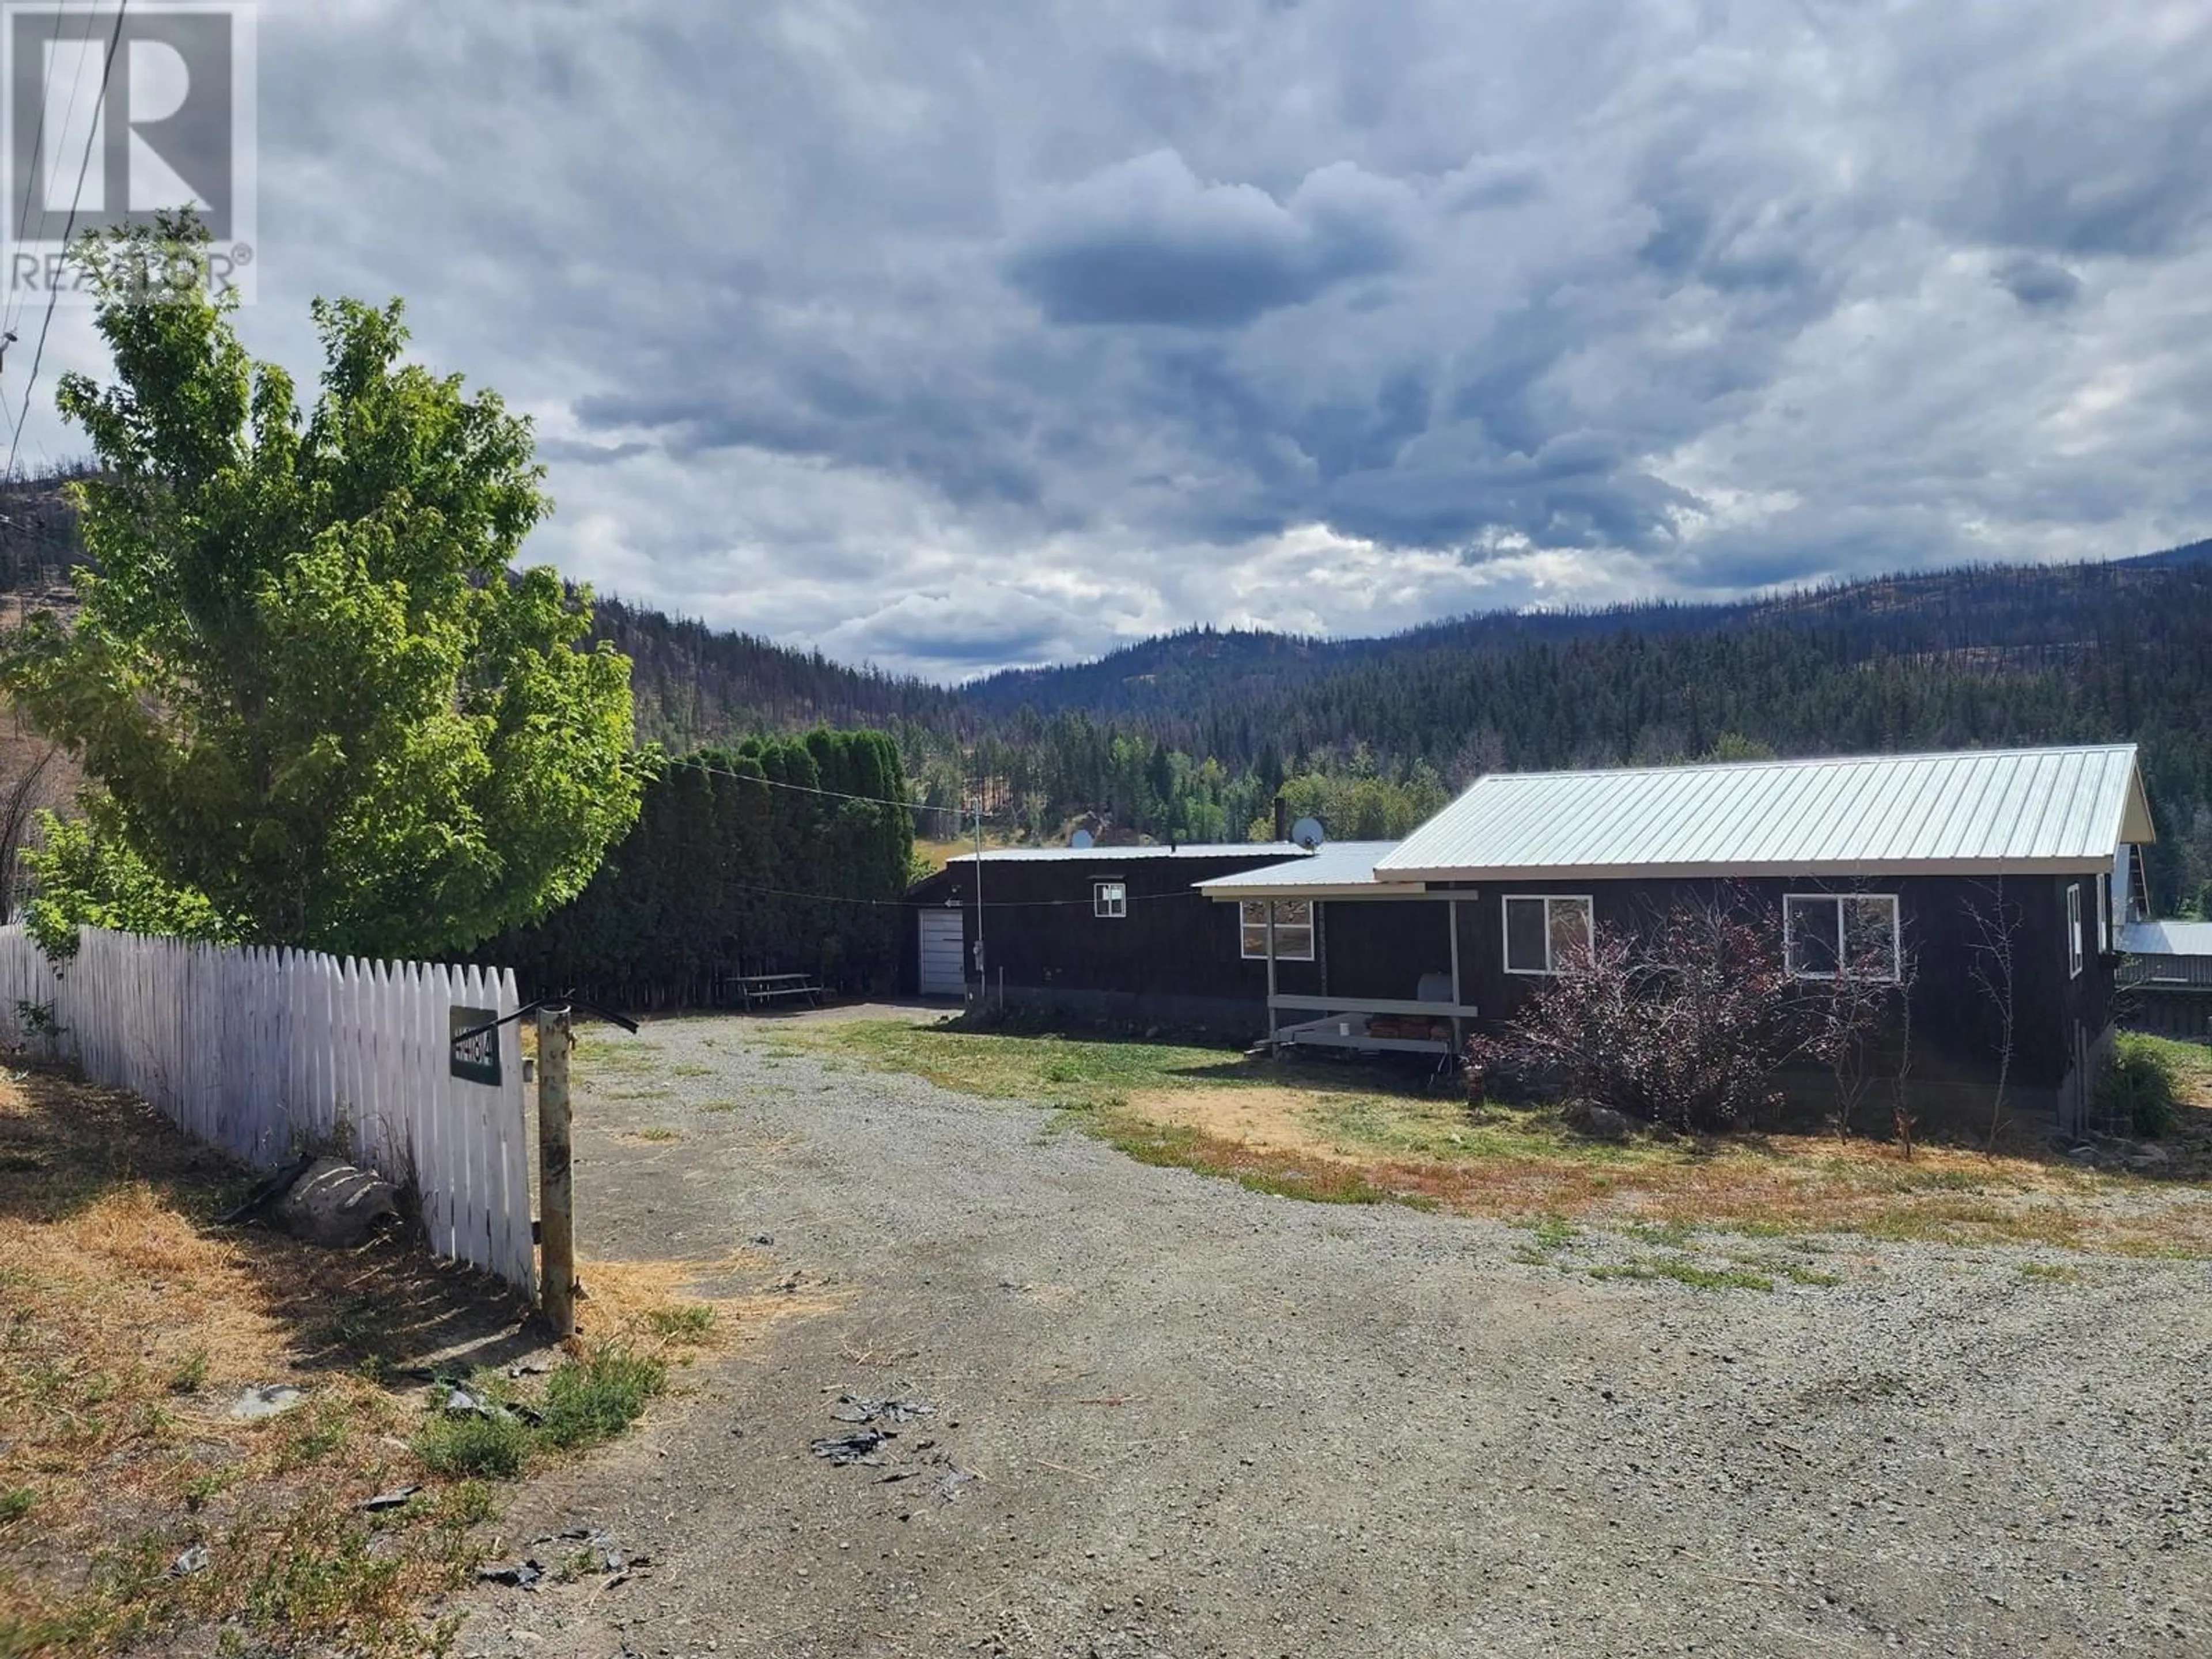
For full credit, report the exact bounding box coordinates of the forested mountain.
[594,597,965,751]
[3,461,2208,913]
[757,549,2212,913]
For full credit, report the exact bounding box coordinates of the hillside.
[929,554,2212,907]
[593,597,966,752]
[3,472,2208,908]
[963,540,2212,726]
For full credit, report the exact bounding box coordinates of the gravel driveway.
[455,1014,2210,1658]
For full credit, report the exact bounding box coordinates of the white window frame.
[2096,876,2110,956]
[2066,883,2082,979]
[1093,880,1127,920]
[1783,893,1902,983]
[1502,893,1594,976]
[1239,899,1316,962]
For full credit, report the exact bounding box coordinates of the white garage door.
[918,911,967,996]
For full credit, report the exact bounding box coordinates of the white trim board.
[1384,857,2124,882]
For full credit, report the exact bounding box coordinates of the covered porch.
[1196,843,1479,1058]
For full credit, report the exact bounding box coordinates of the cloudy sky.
[16,0,2212,678]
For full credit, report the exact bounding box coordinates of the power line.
[673,751,1018,824]
[4,5,100,350]
[713,876,1225,911]
[6,0,128,486]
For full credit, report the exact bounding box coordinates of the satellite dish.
[1291,817,1325,850]
[1070,829,1095,850]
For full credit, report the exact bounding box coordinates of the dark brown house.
[902,843,1313,1027]
[1205,745,2156,1133]
[2118,920,2212,1043]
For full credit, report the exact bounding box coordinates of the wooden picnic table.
[734,972,822,1010]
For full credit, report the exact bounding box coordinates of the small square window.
[1785,893,1899,982]
[1503,895,1593,975]
[1093,881,1127,919]
[1240,899,1315,961]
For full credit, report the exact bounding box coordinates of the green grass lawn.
[791,1018,1263,1108]
[780,1018,2212,1254]
[2129,1031,2212,1096]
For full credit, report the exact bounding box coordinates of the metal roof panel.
[1195,842,1406,894]
[1375,745,2149,880]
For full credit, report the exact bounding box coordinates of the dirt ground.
[449,1014,2211,1659]
[0,1059,819,1658]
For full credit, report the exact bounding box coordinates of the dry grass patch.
[1118,1085,2212,1252]
[569,1248,815,1347]
[0,1069,528,1656]
[794,1019,2212,1254]
[0,1070,791,1658]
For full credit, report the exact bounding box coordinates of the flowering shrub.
[1469,892,1902,1133]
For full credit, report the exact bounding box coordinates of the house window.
[1502,895,1594,976]
[2096,877,2110,955]
[2066,884,2082,978]
[1784,893,1900,982]
[1240,899,1316,961]
[1093,881,1127,919]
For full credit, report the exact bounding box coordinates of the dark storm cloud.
[817,586,1099,676]
[1002,150,1418,327]
[20,0,2212,680]
[1949,95,2212,259]
[1994,255,2084,310]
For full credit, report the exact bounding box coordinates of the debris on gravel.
[828,1393,934,1425]
[810,1427,896,1465]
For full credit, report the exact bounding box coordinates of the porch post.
[1266,902,1279,1044]
[1447,897,1463,1051]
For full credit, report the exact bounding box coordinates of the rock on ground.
[271,1155,399,1248]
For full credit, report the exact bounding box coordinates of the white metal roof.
[1375,744,2154,882]
[2121,919,2212,958]
[1196,842,1416,900]
[946,841,1310,865]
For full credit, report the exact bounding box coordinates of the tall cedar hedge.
[490,730,912,1008]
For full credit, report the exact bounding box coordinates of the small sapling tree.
[1964,878,2022,1149]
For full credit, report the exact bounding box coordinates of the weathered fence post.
[536,1003,577,1336]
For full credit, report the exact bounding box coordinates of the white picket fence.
[0,925,536,1294]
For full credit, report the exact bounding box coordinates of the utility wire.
[672,750,1019,823]
[710,876,1246,911]
[4,5,100,350]
[6,0,128,486]
[0,8,78,455]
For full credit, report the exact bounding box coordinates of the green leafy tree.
[18,804,230,957]
[2,215,642,959]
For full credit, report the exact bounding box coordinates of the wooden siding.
[1450,873,2116,1099]
[904,851,1315,1012]
[1315,899,1454,1003]
[910,857,2125,1126]
[906,854,1468,1021]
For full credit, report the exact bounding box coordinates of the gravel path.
[455,1016,2211,1658]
